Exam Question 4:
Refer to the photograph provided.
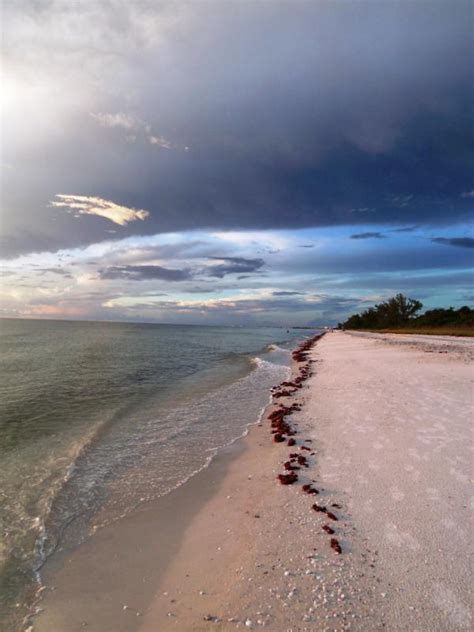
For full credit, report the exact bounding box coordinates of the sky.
[1,0,473,326]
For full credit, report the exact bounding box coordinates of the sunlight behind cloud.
[51,195,149,226]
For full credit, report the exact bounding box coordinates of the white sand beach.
[33,331,473,631]
[303,331,473,630]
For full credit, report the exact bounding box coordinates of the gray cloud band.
[1,1,472,257]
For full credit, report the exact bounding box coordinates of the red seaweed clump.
[280,381,302,389]
[322,524,335,534]
[302,484,319,495]
[268,408,284,420]
[273,389,296,399]
[269,407,297,438]
[312,504,339,521]
[330,538,342,554]
[291,333,324,362]
[270,336,325,486]
[277,472,298,485]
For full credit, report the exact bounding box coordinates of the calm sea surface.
[0,319,315,628]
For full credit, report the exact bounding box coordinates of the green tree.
[342,294,423,329]
[382,293,423,326]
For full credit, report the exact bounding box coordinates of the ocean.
[0,318,315,628]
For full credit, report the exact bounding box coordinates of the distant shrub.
[339,294,473,331]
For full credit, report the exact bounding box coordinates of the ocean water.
[0,319,314,628]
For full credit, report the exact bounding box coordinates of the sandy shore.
[32,331,473,631]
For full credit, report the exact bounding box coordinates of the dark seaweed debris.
[269,333,347,556]
[312,504,339,521]
[277,472,298,485]
[302,484,319,495]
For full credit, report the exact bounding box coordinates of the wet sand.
[30,443,245,632]
[32,331,473,631]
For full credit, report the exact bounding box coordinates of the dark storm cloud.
[99,265,192,281]
[350,232,386,240]
[206,256,265,278]
[2,1,473,256]
[431,237,474,249]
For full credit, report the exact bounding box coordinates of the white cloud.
[460,190,474,198]
[149,135,172,149]
[90,112,148,131]
[51,194,149,226]
[211,230,292,251]
[91,112,173,149]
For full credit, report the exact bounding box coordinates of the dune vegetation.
[339,294,473,336]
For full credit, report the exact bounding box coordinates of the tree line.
[339,294,473,330]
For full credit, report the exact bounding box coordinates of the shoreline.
[30,334,319,631]
[33,332,378,631]
[32,331,473,631]
[6,334,293,632]
[32,440,248,632]
[135,331,384,630]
